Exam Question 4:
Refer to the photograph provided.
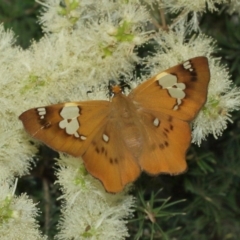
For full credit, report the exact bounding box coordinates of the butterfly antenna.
[119,80,131,92]
[107,80,118,99]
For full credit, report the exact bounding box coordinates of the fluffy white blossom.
[161,0,228,13]
[227,0,240,14]
[192,61,240,144]
[148,28,214,70]
[0,25,36,182]
[1,0,240,239]
[55,156,134,240]
[0,181,46,240]
[160,0,238,30]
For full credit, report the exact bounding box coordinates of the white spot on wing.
[59,105,80,138]
[177,83,186,90]
[157,72,186,111]
[102,134,109,142]
[158,74,177,88]
[177,99,182,105]
[63,102,79,107]
[38,108,46,115]
[153,118,160,127]
[37,108,47,118]
[74,132,80,138]
[80,135,87,141]
[183,61,193,72]
[168,88,186,99]
[60,105,80,119]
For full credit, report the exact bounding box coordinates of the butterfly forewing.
[129,56,210,121]
[136,109,190,174]
[19,101,110,157]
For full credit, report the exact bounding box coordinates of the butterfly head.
[108,80,123,98]
[111,85,122,94]
[108,80,131,98]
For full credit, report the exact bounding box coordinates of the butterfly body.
[109,91,144,157]
[19,57,210,193]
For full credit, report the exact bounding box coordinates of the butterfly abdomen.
[111,92,144,158]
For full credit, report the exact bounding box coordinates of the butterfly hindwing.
[136,109,191,174]
[82,118,141,193]
[129,56,210,121]
[19,101,110,157]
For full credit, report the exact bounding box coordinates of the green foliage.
[0,0,42,48]
[203,12,240,85]
[129,189,186,240]
[0,196,13,225]
[218,16,240,85]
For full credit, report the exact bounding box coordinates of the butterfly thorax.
[110,92,144,158]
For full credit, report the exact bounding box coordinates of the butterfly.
[19,56,210,193]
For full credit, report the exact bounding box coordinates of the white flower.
[161,0,227,13]
[148,28,214,73]
[0,25,36,182]
[160,0,235,30]
[227,0,240,14]
[192,61,240,144]
[55,155,135,240]
[0,181,46,240]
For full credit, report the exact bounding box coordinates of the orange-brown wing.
[136,109,191,175]
[19,101,111,157]
[82,119,141,193]
[20,100,141,193]
[129,56,210,121]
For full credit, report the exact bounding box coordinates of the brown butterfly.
[19,56,210,193]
